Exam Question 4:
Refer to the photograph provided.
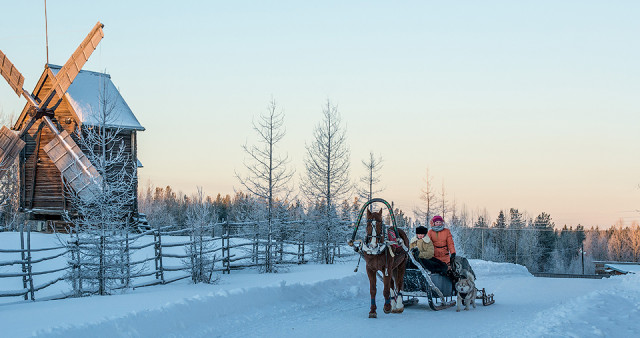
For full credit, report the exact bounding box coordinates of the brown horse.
[361,209,409,318]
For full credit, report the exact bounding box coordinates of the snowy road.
[10,259,638,338]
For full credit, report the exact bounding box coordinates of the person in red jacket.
[427,215,456,272]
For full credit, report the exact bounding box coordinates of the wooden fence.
[0,223,68,300]
[0,219,351,301]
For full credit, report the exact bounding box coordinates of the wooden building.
[594,261,640,276]
[12,64,144,231]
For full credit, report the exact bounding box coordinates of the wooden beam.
[28,123,44,210]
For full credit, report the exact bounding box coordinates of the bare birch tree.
[357,151,383,209]
[236,98,293,272]
[439,180,448,220]
[414,168,436,226]
[300,99,351,264]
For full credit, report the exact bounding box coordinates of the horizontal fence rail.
[0,219,356,302]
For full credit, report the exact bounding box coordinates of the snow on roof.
[49,64,144,131]
[605,263,640,274]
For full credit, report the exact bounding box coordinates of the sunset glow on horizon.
[1,1,639,229]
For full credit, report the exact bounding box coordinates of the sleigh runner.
[401,267,495,310]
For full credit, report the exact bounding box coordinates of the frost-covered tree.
[533,212,556,272]
[629,222,640,261]
[491,210,507,257]
[473,211,490,259]
[0,157,21,231]
[64,78,138,295]
[551,225,583,273]
[0,111,22,231]
[608,223,627,261]
[506,208,525,264]
[236,99,293,272]
[300,100,351,264]
[584,226,608,261]
[184,187,217,283]
[448,203,474,257]
[138,183,177,229]
[517,223,541,271]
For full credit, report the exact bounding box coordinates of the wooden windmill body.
[0,22,144,231]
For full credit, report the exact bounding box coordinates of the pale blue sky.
[1,1,639,227]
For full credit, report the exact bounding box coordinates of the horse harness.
[363,219,402,255]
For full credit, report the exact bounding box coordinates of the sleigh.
[401,257,495,310]
[349,198,494,315]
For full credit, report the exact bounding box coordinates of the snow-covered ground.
[1,235,640,337]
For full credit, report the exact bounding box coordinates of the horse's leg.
[392,262,406,313]
[382,273,392,314]
[366,268,377,318]
[389,276,397,311]
[389,271,399,313]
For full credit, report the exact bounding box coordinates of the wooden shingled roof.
[13,64,144,132]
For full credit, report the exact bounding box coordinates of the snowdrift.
[2,232,639,337]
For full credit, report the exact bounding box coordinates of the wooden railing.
[0,219,354,301]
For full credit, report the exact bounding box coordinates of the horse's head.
[365,209,384,248]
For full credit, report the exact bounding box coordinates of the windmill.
[0,22,104,202]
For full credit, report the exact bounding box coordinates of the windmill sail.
[0,126,25,171]
[0,50,25,97]
[40,22,104,108]
[43,129,102,199]
[0,51,28,170]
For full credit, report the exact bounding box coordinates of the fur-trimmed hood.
[410,235,431,244]
[409,235,434,260]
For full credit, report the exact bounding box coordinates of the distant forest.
[138,185,640,274]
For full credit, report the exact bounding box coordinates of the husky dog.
[455,270,477,312]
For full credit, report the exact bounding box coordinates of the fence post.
[20,222,28,300]
[297,238,302,265]
[225,221,230,274]
[120,234,126,287]
[253,222,258,264]
[70,237,82,297]
[154,230,159,279]
[27,223,35,301]
[220,221,225,274]
[301,229,306,264]
[76,232,83,296]
[69,237,77,296]
[199,225,204,282]
[190,226,196,282]
[99,235,105,295]
[156,226,165,283]
[125,230,131,288]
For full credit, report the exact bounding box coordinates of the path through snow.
[6,259,637,338]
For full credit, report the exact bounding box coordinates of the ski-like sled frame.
[401,267,495,310]
[401,268,456,311]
